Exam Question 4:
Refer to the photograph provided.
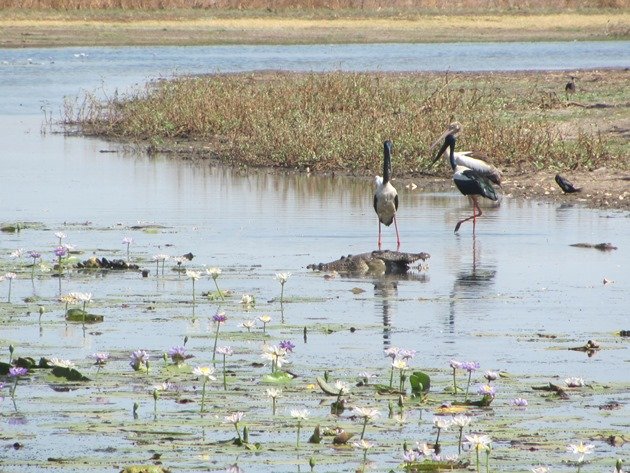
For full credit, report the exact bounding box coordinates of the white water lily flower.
[275,272,291,284]
[392,358,408,370]
[565,377,585,387]
[186,270,201,280]
[567,441,595,463]
[290,409,310,421]
[465,434,492,452]
[266,388,282,398]
[433,417,452,430]
[49,357,76,369]
[452,414,472,428]
[531,467,550,473]
[334,380,350,395]
[416,442,435,456]
[353,406,380,420]
[152,253,169,262]
[224,412,245,424]
[193,366,217,381]
[241,294,254,305]
[352,439,373,450]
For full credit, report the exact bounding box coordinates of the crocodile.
[307,250,430,275]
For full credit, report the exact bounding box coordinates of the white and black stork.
[433,133,499,233]
[374,140,400,250]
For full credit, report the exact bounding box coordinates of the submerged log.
[307,250,430,274]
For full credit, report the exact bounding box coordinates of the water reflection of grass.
[0,229,626,472]
[66,70,629,179]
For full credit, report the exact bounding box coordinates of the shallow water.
[0,44,628,472]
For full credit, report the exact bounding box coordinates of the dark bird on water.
[565,76,576,99]
[555,174,581,193]
[433,132,499,233]
[373,140,400,250]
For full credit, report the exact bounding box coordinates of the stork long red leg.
[454,197,484,233]
[377,221,382,250]
[393,216,401,250]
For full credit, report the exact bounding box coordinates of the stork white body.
[373,141,400,249]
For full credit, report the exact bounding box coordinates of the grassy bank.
[1,8,628,47]
[64,69,629,177]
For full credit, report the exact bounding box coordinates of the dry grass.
[1,0,627,10]
[64,70,629,176]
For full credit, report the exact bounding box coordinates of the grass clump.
[64,70,627,176]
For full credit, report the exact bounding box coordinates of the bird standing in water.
[433,132,499,233]
[374,140,400,250]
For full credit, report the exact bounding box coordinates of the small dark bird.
[433,133,498,233]
[373,140,400,250]
[565,76,576,99]
[555,174,581,193]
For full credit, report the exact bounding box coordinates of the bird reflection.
[373,271,429,349]
[448,234,496,330]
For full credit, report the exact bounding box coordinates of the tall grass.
[64,72,619,175]
[1,0,624,9]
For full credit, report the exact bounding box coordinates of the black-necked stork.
[433,133,499,233]
[430,122,502,186]
[373,140,400,250]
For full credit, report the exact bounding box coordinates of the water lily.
[291,408,310,448]
[352,439,373,463]
[465,434,492,473]
[399,349,416,361]
[433,417,451,448]
[216,346,233,390]
[279,340,295,352]
[510,397,528,407]
[275,272,291,303]
[461,361,480,401]
[403,449,418,463]
[193,366,216,413]
[477,384,496,398]
[93,352,109,365]
[224,411,244,443]
[392,358,408,392]
[450,359,463,393]
[333,380,350,413]
[54,231,66,245]
[122,236,133,262]
[10,248,24,259]
[70,291,92,312]
[484,370,498,382]
[353,406,380,440]
[565,377,585,388]
[531,466,550,473]
[240,319,256,332]
[28,251,41,278]
[258,314,271,333]
[241,293,255,306]
[49,357,75,369]
[452,414,472,454]
[211,311,228,362]
[266,387,282,415]
[261,344,287,373]
[567,441,595,463]
[416,442,435,457]
[206,267,225,300]
[9,366,28,398]
[168,346,187,365]
[4,272,16,303]
[186,270,201,304]
[129,349,149,371]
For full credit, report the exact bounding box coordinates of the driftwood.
[307,250,429,274]
[570,242,617,251]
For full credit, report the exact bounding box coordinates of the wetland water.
[0,43,628,472]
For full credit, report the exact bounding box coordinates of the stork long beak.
[429,137,451,168]
[429,122,462,151]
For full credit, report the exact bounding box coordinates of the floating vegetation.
[0,224,627,472]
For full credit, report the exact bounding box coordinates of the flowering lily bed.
[0,226,626,473]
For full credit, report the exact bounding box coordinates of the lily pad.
[65,308,104,323]
[410,371,431,395]
[120,466,171,473]
[262,371,294,384]
[51,366,90,382]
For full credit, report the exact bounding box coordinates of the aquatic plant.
[567,441,595,471]
[266,387,282,415]
[241,293,255,306]
[461,361,480,401]
[452,414,472,454]
[186,270,201,304]
[279,340,295,352]
[258,314,271,333]
[450,359,462,394]
[333,380,350,414]
[291,408,309,448]
[206,267,225,301]
[433,417,451,450]
[28,251,41,278]
[4,272,16,303]
[8,344,15,363]
[392,358,408,393]
[168,346,187,365]
[54,232,66,245]
[531,466,550,473]
[385,347,401,388]
[465,434,492,473]
[9,366,28,398]
[565,377,585,387]
[240,319,256,332]
[193,365,216,413]
[216,346,233,390]
[224,411,244,444]
[211,311,228,363]
[122,236,133,262]
[484,371,498,382]
[353,406,380,440]
[274,272,291,304]
[510,397,528,408]
[152,253,169,276]
[92,352,108,378]
[54,246,67,275]
[129,349,149,371]
[352,439,373,464]
[261,344,287,373]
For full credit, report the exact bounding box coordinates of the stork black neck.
[383,140,393,184]
[436,134,457,171]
